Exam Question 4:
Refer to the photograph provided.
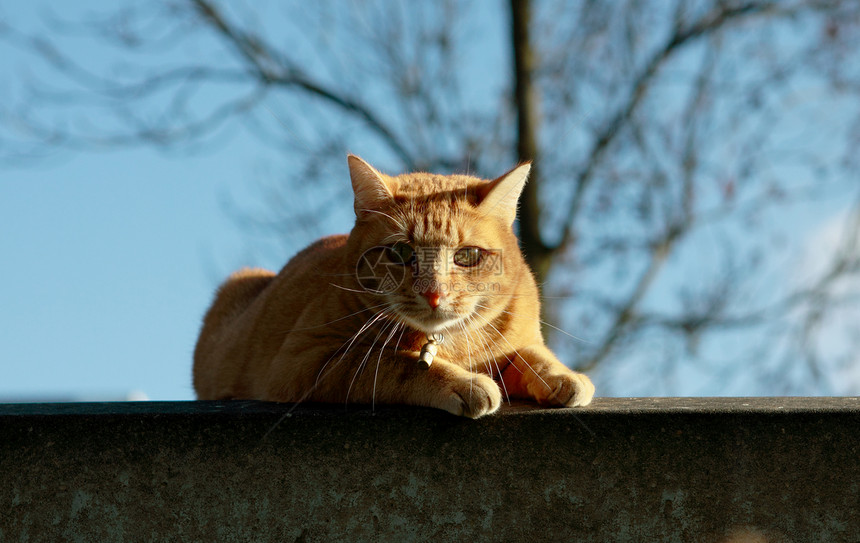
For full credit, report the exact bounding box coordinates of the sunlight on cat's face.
[348,155,529,336]
[194,155,595,415]
[384,242,502,333]
[356,204,508,335]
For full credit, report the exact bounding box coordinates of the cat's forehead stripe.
[393,172,484,200]
[401,199,465,246]
[390,173,489,246]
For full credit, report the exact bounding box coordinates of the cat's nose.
[421,289,443,309]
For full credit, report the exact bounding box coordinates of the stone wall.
[2,398,858,542]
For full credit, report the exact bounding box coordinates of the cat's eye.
[453,246,485,268]
[388,242,415,265]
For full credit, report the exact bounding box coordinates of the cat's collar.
[418,333,444,369]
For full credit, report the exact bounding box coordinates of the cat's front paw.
[443,373,502,419]
[534,371,594,408]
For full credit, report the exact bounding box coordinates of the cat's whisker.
[457,320,474,400]
[393,320,408,356]
[473,303,592,345]
[315,308,390,388]
[470,316,496,374]
[379,232,410,245]
[374,321,407,410]
[462,315,492,379]
[491,356,511,404]
[328,282,384,295]
[358,208,407,231]
[286,302,393,332]
[347,314,399,407]
[471,310,552,392]
[263,308,394,438]
[477,326,512,401]
[468,315,495,380]
[466,314,511,404]
[460,292,579,300]
[371,320,403,411]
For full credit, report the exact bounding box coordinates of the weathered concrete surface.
[1,397,858,542]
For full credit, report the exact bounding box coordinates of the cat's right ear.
[348,155,397,217]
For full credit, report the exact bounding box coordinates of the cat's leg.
[353,353,503,418]
[264,345,502,418]
[500,344,594,407]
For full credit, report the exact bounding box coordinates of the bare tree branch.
[555,2,804,254]
[3,0,860,394]
[189,0,417,170]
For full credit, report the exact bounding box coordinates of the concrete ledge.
[2,398,859,542]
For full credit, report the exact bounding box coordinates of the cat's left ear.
[477,162,531,225]
[347,155,398,217]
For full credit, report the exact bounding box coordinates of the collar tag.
[418,333,444,369]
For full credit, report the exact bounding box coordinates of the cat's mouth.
[394,305,464,334]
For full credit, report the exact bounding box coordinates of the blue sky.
[1,1,858,401]
[0,136,263,400]
[0,0,500,401]
[0,1,292,399]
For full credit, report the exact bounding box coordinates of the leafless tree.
[2,0,859,394]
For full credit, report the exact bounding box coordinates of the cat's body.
[193,156,594,417]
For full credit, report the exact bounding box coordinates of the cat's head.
[346,155,531,334]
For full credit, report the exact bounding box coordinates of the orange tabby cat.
[193,155,594,417]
